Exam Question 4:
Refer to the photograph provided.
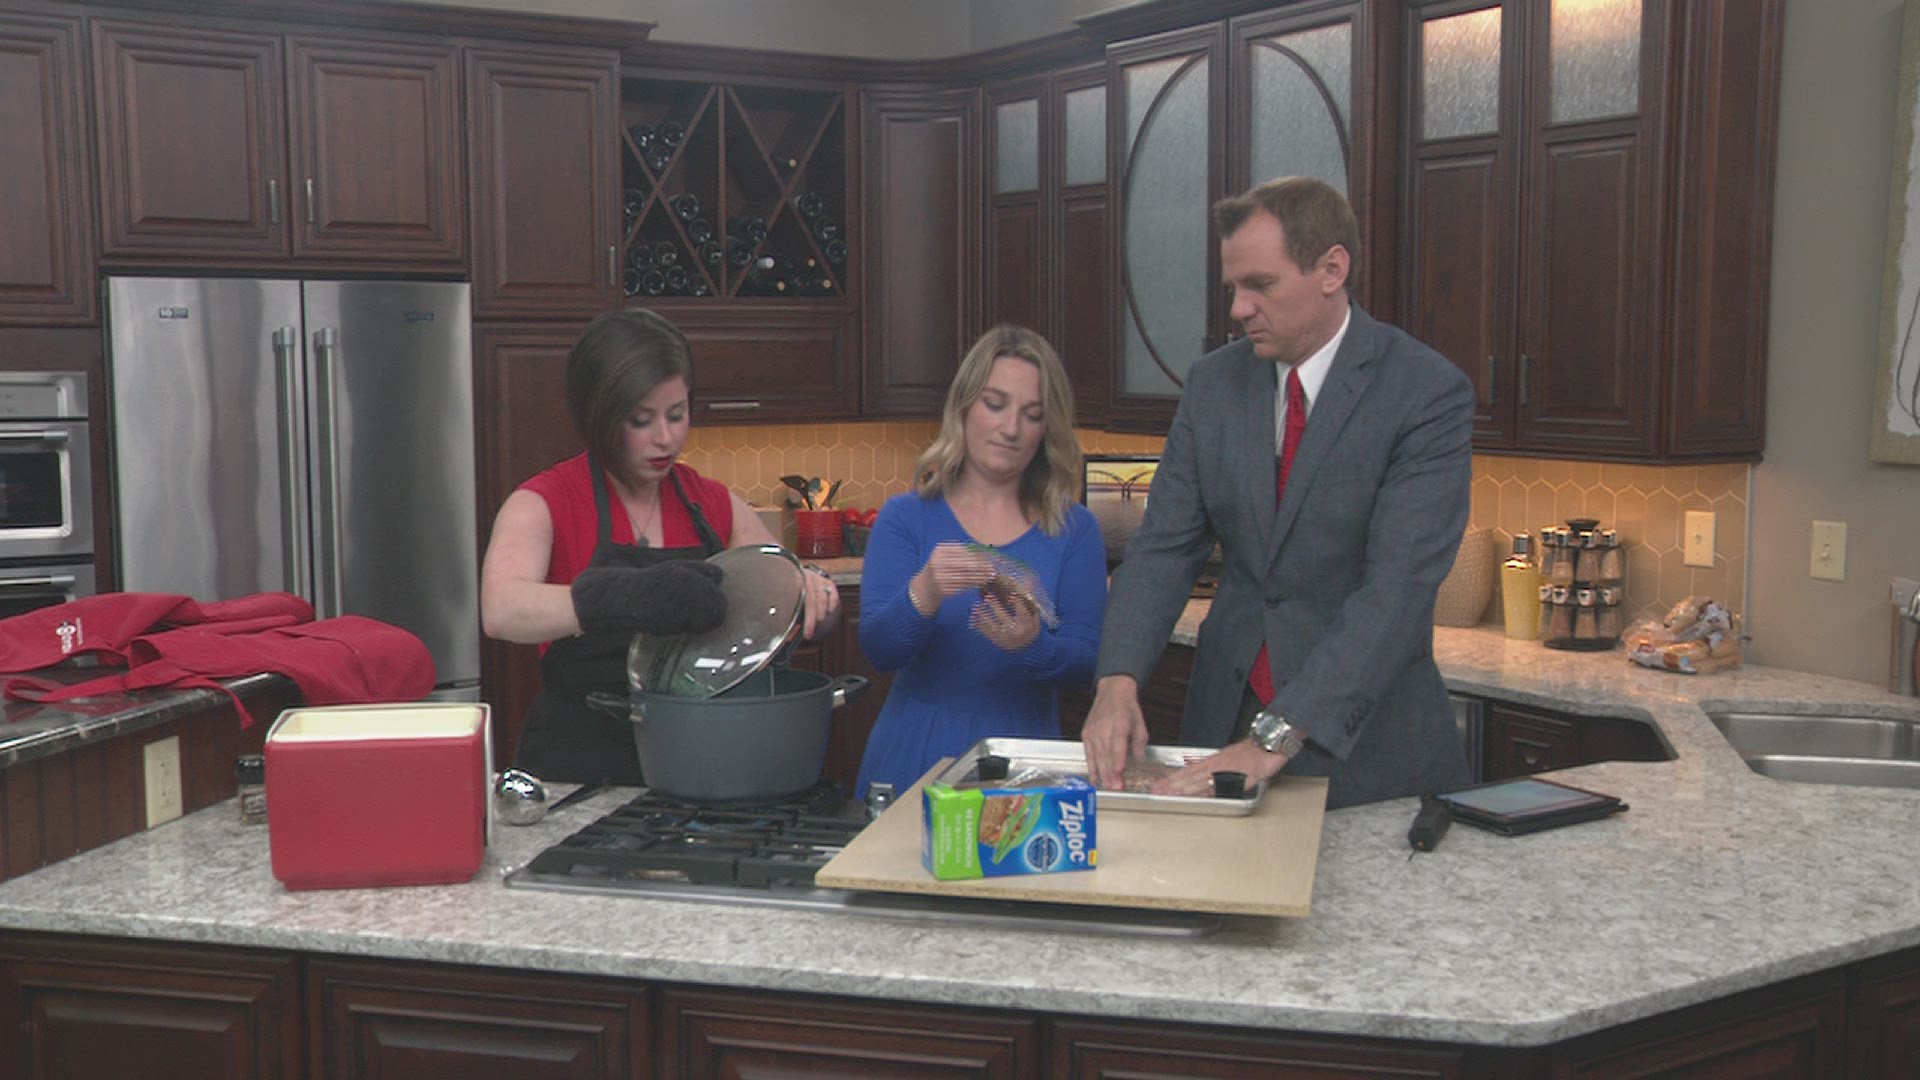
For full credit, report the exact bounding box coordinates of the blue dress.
[855,492,1108,799]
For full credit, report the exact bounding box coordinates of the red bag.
[0,592,314,672]
[4,615,436,727]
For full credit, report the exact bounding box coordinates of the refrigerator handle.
[273,326,310,597]
[312,326,346,619]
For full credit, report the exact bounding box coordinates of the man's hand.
[1081,674,1149,789]
[1149,738,1288,797]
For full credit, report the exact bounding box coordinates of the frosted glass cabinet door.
[1118,53,1211,400]
[1245,21,1353,195]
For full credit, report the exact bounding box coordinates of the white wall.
[1747,0,1920,685]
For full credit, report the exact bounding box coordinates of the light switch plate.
[1683,510,1716,567]
[1811,520,1847,582]
[143,735,182,827]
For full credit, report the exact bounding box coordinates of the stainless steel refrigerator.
[104,277,479,700]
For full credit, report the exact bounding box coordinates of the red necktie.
[1249,366,1307,706]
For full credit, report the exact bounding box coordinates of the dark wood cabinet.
[1399,0,1781,462]
[0,935,300,1080]
[286,34,465,262]
[659,986,1040,1077]
[1847,944,1920,1079]
[1552,970,1846,1078]
[0,11,96,324]
[860,85,981,416]
[1057,642,1189,745]
[817,586,893,801]
[1105,4,1371,434]
[657,301,859,422]
[1482,701,1668,781]
[982,62,1112,428]
[473,321,591,766]
[1052,1017,1473,1078]
[92,19,289,260]
[467,44,621,320]
[308,957,648,1079]
[92,19,466,269]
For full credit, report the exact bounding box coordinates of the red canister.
[793,508,844,558]
[265,703,491,890]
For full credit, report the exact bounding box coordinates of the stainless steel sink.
[1705,710,1920,790]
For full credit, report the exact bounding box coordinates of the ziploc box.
[922,776,1097,879]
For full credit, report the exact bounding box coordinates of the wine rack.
[619,77,849,301]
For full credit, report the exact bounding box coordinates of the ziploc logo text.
[1058,795,1091,865]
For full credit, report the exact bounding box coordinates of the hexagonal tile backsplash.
[680,421,1748,625]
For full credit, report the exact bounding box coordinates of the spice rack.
[1538,519,1626,651]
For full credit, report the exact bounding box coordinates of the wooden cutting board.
[816,762,1328,917]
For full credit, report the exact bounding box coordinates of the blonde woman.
[855,325,1107,799]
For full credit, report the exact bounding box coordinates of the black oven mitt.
[572,561,727,637]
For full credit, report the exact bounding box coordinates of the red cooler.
[265,703,491,890]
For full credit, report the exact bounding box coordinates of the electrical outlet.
[1811,520,1848,582]
[143,735,182,827]
[1682,510,1716,568]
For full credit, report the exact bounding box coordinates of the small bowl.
[1211,770,1248,798]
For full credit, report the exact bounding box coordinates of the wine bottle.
[628,245,653,272]
[698,240,725,268]
[622,186,648,219]
[657,119,685,149]
[640,268,667,296]
[670,193,701,222]
[725,237,754,268]
[726,215,769,244]
[812,219,841,244]
[686,217,714,245]
[690,278,713,297]
[664,265,689,294]
[645,144,673,173]
[822,237,848,265]
[776,154,800,173]
[653,242,680,268]
[627,123,655,149]
[794,191,825,222]
[622,267,644,297]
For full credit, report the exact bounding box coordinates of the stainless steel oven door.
[0,562,95,620]
[0,420,92,561]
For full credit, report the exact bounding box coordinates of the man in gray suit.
[1082,176,1474,810]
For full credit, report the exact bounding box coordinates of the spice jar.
[1597,586,1624,640]
[1538,583,1555,636]
[1574,587,1599,640]
[236,754,267,825]
[1548,530,1577,585]
[1599,530,1625,583]
[1547,585,1575,641]
[1573,531,1601,583]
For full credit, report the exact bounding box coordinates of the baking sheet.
[930,737,1264,816]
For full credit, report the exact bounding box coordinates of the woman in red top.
[480,309,840,785]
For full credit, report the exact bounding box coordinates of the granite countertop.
[0,617,1917,1048]
[0,668,287,769]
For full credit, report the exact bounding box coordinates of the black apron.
[512,461,725,785]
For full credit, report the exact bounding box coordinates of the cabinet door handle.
[268,179,280,224]
[1487,355,1498,405]
[1518,353,1532,407]
[607,245,617,289]
[1520,748,1541,768]
[705,400,762,412]
[305,177,316,224]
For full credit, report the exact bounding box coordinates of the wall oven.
[0,372,92,563]
[0,562,96,620]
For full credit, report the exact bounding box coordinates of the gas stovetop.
[503,784,1221,937]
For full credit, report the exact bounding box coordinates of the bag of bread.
[1628,595,1742,673]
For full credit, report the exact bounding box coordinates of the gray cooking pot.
[594,669,868,802]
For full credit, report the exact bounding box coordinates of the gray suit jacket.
[1097,303,1475,808]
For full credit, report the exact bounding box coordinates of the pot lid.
[627,544,805,698]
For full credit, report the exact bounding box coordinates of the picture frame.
[1873,0,1920,464]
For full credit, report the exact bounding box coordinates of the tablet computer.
[1436,777,1628,836]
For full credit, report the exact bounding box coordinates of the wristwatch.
[1251,709,1306,760]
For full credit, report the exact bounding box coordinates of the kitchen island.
[1,625,1917,1075]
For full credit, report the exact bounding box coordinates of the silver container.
[1894,577,1919,697]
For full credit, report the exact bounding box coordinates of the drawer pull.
[706,400,762,412]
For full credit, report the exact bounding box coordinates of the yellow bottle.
[1501,533,1544,640]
